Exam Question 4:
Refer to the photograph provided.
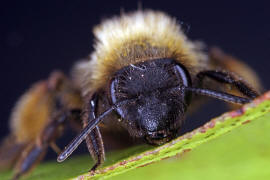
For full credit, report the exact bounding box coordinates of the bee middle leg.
[0,135,26,171]
[83,93,105,172]
[12,111,70,180]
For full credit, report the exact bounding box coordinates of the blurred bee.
[0,10,262,179]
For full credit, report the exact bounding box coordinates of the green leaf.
[1,92,270,180]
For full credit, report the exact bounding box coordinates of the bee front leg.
[83,94,105,172]
[85,127,105,172]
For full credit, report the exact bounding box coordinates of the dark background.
[0,0,269,158]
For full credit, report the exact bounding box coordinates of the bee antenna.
[57,107,114,162]
[184,86,251,104]
[57,100,128,163]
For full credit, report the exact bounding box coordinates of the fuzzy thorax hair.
[73,10,208,96]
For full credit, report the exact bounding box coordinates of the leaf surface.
[1,92,270,180]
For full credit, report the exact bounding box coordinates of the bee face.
[110,58,192,145]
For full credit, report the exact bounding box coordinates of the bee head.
[110,58,192,145]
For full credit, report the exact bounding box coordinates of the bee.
[0,10,262,179]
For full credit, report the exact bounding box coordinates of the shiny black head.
[110,58,191,145]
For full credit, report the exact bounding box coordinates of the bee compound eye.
[174,64,191,87]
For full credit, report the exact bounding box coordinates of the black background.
[1,0,270,158]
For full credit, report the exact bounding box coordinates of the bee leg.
[50,142,62,154]
[85,127,105,172]
[83,94,105,172]
[0,135,26,171]
[12,113,67,180]
[12,142,47,180]
[197,70,259,99]
[64,107,105,171]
